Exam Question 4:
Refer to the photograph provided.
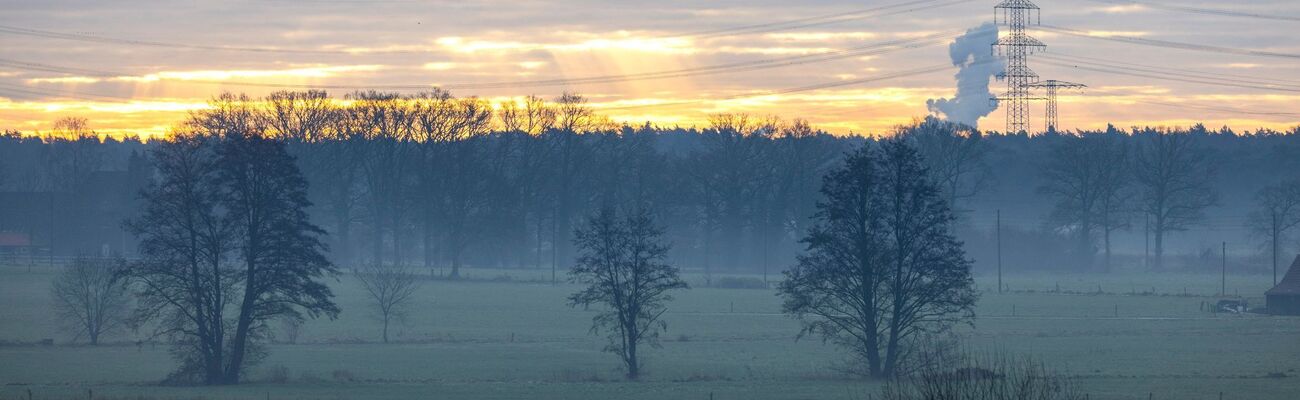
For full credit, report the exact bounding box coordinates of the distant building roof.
[1266,255,1300,296]
[0,232,31,247]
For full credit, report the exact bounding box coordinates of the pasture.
[1,265,1297,400]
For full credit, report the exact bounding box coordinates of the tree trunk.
[1153,228,1165,271]
[336,218,351,267]
[382,315,390,343]
[449,251,462,279]
[1104,228,1112,273]
[625,336,639,380]
[864,332,883,378]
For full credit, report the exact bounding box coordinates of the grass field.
[1,265,1298,400]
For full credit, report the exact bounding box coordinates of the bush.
[880,353,1085,400]
[713,276,767,289]
[332,369,357,382]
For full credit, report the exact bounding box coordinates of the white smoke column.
[926,23,1004,128]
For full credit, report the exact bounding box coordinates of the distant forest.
[1,91,1298,280]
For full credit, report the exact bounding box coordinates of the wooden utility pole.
[1221,241,1227,296]
[997,209,1003,294]
[1273,213,1279,286]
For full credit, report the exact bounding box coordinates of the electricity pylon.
[1025,80,1086,132]
[993,0,1045,134]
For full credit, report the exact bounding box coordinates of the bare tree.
[263,90,335,142]
[554,92,599,133]
[44,117,105,254]
[900,116,991,213]
[498,95,556,135]
[568,207,688,380]
[779,139,976,378]
[348,91,417,266]
[124,133,234,384]
[1133,131,1218,269]
[1039,132,1131,270]
[124,94,339,385]
[355,264,422,343]
[1249,179,1300,285]
[51,257,130,345]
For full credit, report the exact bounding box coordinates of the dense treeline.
[1,90,1298,277]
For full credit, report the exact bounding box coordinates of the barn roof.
[1266,255,1300,296]
[0,232,31,247]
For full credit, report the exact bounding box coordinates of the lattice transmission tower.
[993,0,1045,134]
[1025,80,1086,131]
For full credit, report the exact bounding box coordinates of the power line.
[1037,58,1300,95]
[1130,99,1300,117]
[0,25,422,55]
[1078,0,1300,23]
[1046,52,1300,87]
[0,0,970,56]
[0,82,139,102]
[663,0,972,39]
[441,33,955,89]
[1040,25,1300,60]
[0,33,953,91]
[599,61,971,112]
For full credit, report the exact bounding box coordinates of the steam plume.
[926,23,1003,128]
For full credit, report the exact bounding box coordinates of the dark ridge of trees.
[778,139,976,378]
[2,93,1298,276]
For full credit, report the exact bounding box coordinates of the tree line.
[2,91,1299,279]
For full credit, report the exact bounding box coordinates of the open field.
[1,265,1298,400]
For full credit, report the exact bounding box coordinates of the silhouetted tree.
[349,91,416,266]
[900,117,991,213]
[51,257,130,345]
[1133,131,1218,269]
[687,114,778,279]
[214,123,339,384]
[498,95,556,135]
[780,140,975,378]
[1249,179,1300,284]
[354,264,421,343]
[124,133,233,384]
[568,207,687,380]
[44,117,105,255]
[1039,132,1131,270]
[124,95,339,384]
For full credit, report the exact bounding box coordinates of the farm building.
[1266,255,1300,316]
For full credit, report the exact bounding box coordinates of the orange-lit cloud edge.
[4,24,1299,139]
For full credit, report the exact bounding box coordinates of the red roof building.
[0,232,31,247]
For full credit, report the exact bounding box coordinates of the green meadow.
[1,265,1297,400]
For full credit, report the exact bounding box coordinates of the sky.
[1,0,1298,138]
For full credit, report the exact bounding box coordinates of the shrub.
[880,353,1085,400]
[332,369,357,382]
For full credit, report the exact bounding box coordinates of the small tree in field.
[568,207,687,380]
[355,264,422,343]
[779,139,976,379]
[51,257,130,345]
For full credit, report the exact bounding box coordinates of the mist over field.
[2,1,1300,399]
